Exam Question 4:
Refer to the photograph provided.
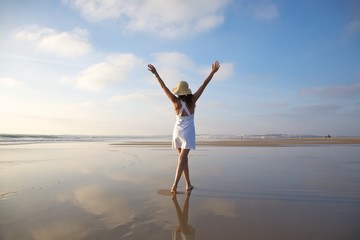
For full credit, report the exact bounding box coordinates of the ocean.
[0,133,331,145]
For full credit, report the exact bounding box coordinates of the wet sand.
[111,137,360,147]
[1,141,360,240]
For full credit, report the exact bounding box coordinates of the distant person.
[148,61,220,194]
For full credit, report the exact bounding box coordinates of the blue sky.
[0,0,359,136]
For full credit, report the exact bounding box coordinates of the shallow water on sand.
[1,143,360,240]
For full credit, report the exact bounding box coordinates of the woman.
[148,60,220,194]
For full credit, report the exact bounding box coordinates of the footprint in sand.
[1,191,18,199]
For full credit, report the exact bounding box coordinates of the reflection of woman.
[148,61,220,193]
[172,192,195,240]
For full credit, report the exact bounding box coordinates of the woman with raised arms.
[148,61,220,194]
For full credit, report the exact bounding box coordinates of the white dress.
[172,100,196,149]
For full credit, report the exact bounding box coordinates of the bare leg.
[182,154,193,191]
[171,148,191,193]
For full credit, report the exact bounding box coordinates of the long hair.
[178,94,193,108]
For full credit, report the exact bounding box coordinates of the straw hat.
[172,81,192,96]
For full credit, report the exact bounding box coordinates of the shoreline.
[1,137,360,147]
[111,137,360,147]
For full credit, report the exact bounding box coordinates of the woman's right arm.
[193,60,220,103]
[148,64,177,103]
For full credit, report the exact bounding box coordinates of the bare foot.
[186,185,194,191]
[170,187,176,194]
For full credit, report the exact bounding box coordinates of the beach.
[112,137,360,147]
[1,139,360,240]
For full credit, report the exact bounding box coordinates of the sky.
[0,0,360,136]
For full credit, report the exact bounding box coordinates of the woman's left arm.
[148,64,177,103]
[193,60,220,103]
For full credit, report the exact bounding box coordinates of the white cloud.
[214,62,234,81]
[73,185,133,228]
[62,51,233,92]
[152,52,194,68]
[63,0,125,21]
[300,83,360,98]
[259,101,288,109]
[150,52,196,84]
[63,53,143,91]
[110,92,145,103]
[110,91,160,103]
[345,19,360,34]
[148,54,235,93]
[64,0,231,38]
[252,3,279,21]
[13,25,92,57]
[0,77,22,87]
[63,101,95,109]
[31,222,87,240]
[150,53,235,89]
[344,1,360,35]
[294,104,341,114]
[199,62,234,81]
[202,198,237,218]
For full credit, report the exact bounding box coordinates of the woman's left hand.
[211,60,220,73]
[147,64,158,75]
